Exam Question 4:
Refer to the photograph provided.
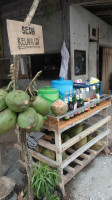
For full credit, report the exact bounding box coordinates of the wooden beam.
[71,0,112,6]
[14,143,59,168]
[94,9,112,16]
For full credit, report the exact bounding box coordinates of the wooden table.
[15,97,111,195]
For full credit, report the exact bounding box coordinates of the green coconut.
[88,136,103,150]
[0,108,17,135]
[62,152,67,160]
[32,113,44,132]
[31,96,50,116]
[62,132,71,143]
[0,89,8,111]
[37,146,44,153]
[74,137,87,150]
[17,107,38,129]
[69,123,83,138]
[42,149,55,160]
[5,90,30,112]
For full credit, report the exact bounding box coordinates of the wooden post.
[19,129,34,199]
[0,149,2,177]
[55,132,65,195]
[103,108,110,154]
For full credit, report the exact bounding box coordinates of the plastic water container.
[38,86,59,112]
[51,77,75,101]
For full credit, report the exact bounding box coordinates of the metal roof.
[72,0,112,25]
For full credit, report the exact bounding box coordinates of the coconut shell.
[0,89,8,111]
[31,96,50,116]
[51,99,68,116]
[5,90,30,112]
[0,108,17,135]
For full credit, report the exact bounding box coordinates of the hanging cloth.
[59,41,69,79]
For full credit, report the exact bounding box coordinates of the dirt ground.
[0,106,112,200]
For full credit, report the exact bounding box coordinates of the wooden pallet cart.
[15,95,111,194]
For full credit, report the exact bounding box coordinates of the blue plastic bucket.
[51,77,75,101]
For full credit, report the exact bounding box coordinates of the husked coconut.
[51,99,68,116]
[0,108,17,135]
[0,89,8,111]
[5,90,30,112]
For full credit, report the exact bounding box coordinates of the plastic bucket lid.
[51,77,73,85]
[38,86,59,95]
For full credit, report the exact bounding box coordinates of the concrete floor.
[0,105,112,200]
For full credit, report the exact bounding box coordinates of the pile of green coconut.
[0,89,50,135]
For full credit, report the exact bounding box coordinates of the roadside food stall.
[0,3,111,198]
[14,77,111,195]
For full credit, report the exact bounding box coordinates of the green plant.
[31,162,61,200]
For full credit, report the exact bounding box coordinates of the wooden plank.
[60,129,111,169]
[7,20,44,55]
[64,145,105,185]
[38,139,57,152]
[64,173,73,185]
[67,148,90,159]
[80,153,90,160]
[59,116,111,153]
[74,159,84,166]
[66,154,84,166]
[60,101,111,132]
[65,166,75,174]
[14,143,59,168]
[87,149,97,155]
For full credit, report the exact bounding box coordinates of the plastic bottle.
[77,90,81,115]
[68,91,74,119]
[96,87,100,106]
[80,93,84,113]
[63,92,70,121]
[73,93,77,117]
